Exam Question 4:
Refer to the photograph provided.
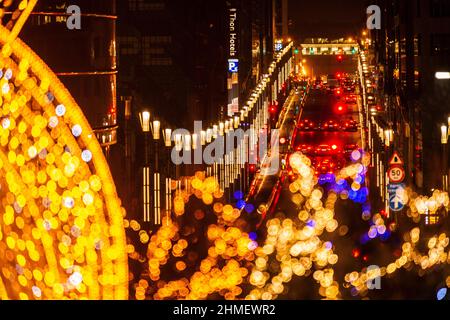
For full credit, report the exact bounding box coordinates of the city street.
[0,0,449,305]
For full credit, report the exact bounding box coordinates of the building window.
[430,34,450,55]
[414,34,421,56]
[129,0,165,12]
[142,36,172,66]
[118,36,140,55]
[430,0,450,17]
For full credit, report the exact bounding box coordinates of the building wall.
[117,0,228,130]
[373,0,450,191]
[20,0,118,147]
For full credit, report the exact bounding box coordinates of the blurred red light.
[352,248,360,258]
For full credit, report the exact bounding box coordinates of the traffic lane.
[302,90,359,121]
[246,89,306,220]
[294,131,361,150]
[246,90,301,204]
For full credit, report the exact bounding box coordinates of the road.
[244,54,400,299]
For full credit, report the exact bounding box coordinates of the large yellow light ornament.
[0,1,127,299]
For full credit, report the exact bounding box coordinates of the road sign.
[389,193,405,212]
[388,165,405,183]
[388,183,406,212]
[389,152,404,166]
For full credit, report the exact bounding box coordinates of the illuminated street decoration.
[0,1,127,299]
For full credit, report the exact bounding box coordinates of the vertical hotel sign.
[227,5,239,116]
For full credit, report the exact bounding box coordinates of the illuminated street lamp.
[441,125,448,144]
[139,110,151,224]
[435,72,450,80]
[384,129,393,147]
[441,125,449,191]
[139,111,151,133]
[162,128,172,225]
[206,128,213,143]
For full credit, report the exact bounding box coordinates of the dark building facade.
[15,0,118,152]
[370,0,450,192]
[117,0,285,131]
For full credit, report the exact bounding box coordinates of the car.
[313,157,336,174]
[344,85,355,93]
[315,144,332,155]
[345,94,357,104]
[343,144,359,158]
[297,119,317,131]
[322,120,339,131]
[341,119,358,132]
[295,144,314,155]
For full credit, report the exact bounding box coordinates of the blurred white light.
[435,72,450,80]
[72,124,82,137]
[55,104,66,117]
[81,150,92,162]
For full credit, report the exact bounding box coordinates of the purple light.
[234,190,244,200]
[249,232,258,241]
[244,203,255,213]
[236,200,246,209]
[351,150,361,161]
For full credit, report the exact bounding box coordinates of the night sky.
[289,0,367,41]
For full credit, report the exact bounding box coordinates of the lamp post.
[150,120,161,226]
[162,128,172,225]
[441,125,448,192]
[139,111,151,224]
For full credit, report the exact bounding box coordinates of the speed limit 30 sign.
[388,165,405,183]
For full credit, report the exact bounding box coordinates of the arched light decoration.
[0,2,128,300]
[212,125,218,139]
[219,122,224,136]
[224,120,229,133]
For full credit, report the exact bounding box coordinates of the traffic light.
[337,54,343,62]
[294,47,299,55]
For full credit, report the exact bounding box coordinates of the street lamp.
[441,125,449,192]
[162,128,172,225]
[150,120,161,226]
[441,125,448,144]
[435,72,450,80]
[139,111,151,133]
[139,111,151,224]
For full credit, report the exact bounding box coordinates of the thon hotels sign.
[227,5,239,116]
[228,8,238,59]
